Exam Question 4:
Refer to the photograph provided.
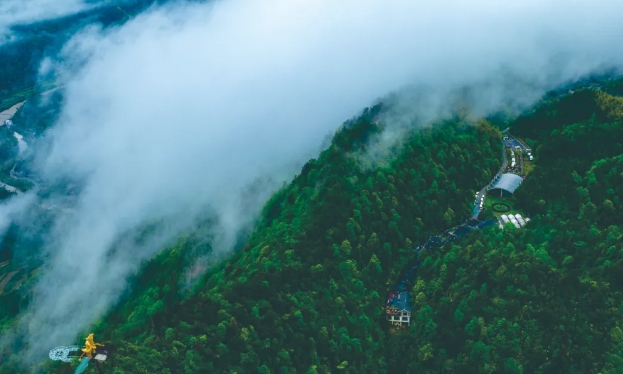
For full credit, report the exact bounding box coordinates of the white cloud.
[7,0,623,361]
[0,192,36,236]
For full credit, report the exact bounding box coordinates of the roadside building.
[385,291,411,326]
[488,173,523,197]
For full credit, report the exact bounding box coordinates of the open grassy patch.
[0,87,35,112]
[523,160,536,176]
[491,202,511,212]
[482,194,527,218]
[0,80,56,112]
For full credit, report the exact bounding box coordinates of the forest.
[0,78,622,373]
[388,88,623,373]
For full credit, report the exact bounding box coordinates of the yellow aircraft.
[79,334,104,361]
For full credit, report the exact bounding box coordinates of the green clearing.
[523,159,536,175]
[482,194,527,218]
[0,81,56,112]
[0,87,35,112]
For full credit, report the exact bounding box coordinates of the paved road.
[503,135,530,152]
[514,137,531,151]
[498,140,509,177]
[471,139,508,219]
[387,136,509,309]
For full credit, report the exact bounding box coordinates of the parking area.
[472,190,486,218]
[503,136,534,176]
[503,136,530,152]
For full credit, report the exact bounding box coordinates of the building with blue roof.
[385,291,411,326]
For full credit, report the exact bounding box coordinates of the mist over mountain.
[0,0,103,45]
[1,0,623,365]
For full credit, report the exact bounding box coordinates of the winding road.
[387,134,510,318]
[0,101,29,194]
[471,138,508,219]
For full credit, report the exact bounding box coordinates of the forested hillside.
[36,106,503,373]
[2,80,623,374]
[0,0,622,371]
[39,86,623,374]
[386,87,623,373]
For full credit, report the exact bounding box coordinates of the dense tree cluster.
[389,88,623,373]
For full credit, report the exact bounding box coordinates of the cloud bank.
[7,0,623,362]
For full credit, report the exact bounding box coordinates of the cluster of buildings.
[503,136,534,167]
[498,213,530,229]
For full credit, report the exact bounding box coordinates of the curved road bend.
[471,139,508,219]
[0,102,27,194]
